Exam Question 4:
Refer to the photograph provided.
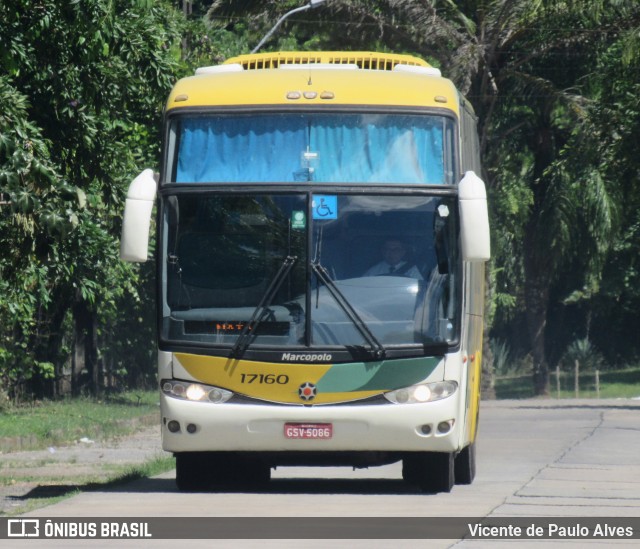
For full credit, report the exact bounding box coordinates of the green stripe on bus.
[316,356,441,393]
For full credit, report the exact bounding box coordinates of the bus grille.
[225,51,429,71]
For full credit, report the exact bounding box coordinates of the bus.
[120,51,490,493]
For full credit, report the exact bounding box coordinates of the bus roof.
[166,51,460,116]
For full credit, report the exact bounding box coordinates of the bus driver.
[364,238,423,279]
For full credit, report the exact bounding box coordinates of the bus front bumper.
[160,391,463,454]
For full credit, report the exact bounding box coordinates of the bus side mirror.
[120,169,157,262]
[459,171,490,262]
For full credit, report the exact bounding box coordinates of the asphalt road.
[13,399,640,548]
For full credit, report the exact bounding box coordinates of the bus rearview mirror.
[459,171,490,262]
[120,169,157,262]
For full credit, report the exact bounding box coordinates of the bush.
[562,338,606,372]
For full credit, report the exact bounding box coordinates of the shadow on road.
[10,475,425,504]
[113,475,424,496]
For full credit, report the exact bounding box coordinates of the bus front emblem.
[298,382,317,401]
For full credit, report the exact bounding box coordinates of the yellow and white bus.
[121,51,490,493]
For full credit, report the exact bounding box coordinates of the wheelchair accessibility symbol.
[312,195,338,220]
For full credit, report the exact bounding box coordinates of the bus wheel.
[402,452,455,494]
[207,453,271,489]
[454,442,476,485]
[176,452,271,491]
[175,452,210,492]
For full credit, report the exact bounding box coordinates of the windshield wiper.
[311,262,386,360]
[230,255,297,359]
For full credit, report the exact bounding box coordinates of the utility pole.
[251,0,326,54]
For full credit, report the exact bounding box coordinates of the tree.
[0,0,183,399]
[585,19,640,366]
[0,76,78,401]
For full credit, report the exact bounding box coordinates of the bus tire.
[177,452,271,491]
[454,442,476,485]
[224,453,271,487]
[402,452,455,494]
[175,452,209,492]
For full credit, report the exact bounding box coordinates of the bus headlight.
[384,381,457,404]
[162,380,233,404]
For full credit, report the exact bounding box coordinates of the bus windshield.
[161,192,460,355]
[167,113,455,185]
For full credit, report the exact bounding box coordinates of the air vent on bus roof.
[223,51,430,72]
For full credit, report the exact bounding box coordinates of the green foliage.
[562,338,606,372]
[0,0,183,400]
[0,76,77,397]
[489,339,514,376]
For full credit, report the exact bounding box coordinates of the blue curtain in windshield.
[311,115,444,184]
[176,117,307,183]
[175,115,446,184]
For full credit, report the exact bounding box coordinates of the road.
[13,399,640,548]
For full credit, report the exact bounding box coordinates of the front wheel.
[175,452,271,492]
[175,452,209,492]
[402,452,455,494]
[454,442,476,485]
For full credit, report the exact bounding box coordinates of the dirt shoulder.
[0,423,168,516]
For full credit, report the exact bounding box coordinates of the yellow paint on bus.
[166,51,460,115]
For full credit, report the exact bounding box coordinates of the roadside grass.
[0,391,158,449]
[3,455,175,517]
[0,389,174,516]
[495,366,640,400]
[0,461,140,486]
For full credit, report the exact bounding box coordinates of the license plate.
[284,423,333,439]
